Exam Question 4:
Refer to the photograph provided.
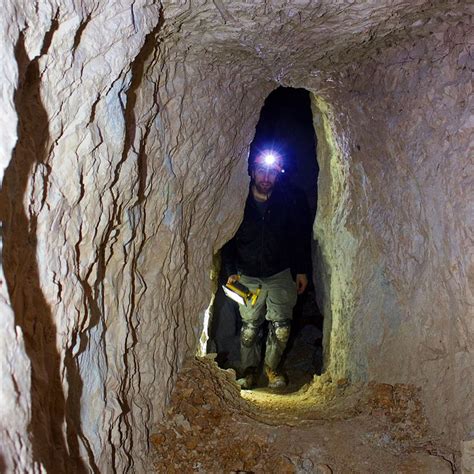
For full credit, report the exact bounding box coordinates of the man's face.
[252,164,279,195]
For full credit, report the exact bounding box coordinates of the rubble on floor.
[151,357,456,473]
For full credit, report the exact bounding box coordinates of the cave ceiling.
[160,1,462,78]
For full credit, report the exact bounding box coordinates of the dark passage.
[209,87,322,391]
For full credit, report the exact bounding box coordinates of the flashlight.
[223,281,261,307]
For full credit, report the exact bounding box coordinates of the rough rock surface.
[462,438,474,473]
[1,1,163,471]
[151,357,455,473]
[0,0,472,472]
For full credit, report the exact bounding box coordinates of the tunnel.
[0,1,473,472]
[206,86,322,388]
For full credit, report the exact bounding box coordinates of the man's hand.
[227,274,240,285]
[296,274,308,295]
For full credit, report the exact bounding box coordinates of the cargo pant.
[238,268,297,372]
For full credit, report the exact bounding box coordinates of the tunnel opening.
[202,86,322,394]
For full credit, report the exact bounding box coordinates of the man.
[222,151,311,389]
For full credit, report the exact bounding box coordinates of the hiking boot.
[236,372,256,390]
[265,365,287,388]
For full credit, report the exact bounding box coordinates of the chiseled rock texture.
[0,0,472,472]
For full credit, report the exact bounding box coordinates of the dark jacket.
[222,183,311,278]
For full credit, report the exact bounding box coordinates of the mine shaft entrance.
[205,87,322,393]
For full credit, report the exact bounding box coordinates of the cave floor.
[151,357,456,473]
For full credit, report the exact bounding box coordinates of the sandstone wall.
[0,1,164,471]
[0,3,36,472]
[309,16,473,447]
[0,1,272,471]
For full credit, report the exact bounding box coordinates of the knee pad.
[241,325,258,347]
[272,321,291,344]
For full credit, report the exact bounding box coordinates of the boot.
[236,370,257,390]
[265,365,286,388]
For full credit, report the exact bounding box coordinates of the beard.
[254,180,274,195]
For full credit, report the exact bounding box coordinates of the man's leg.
[237,274,267,388]
[264,269,297,387]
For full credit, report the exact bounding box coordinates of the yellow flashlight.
[223,281,261,307]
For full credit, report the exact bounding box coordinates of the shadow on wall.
[312,239,331,373]
[0,34,87,472]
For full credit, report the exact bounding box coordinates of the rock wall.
[0,4,35,472]
[309,15,473,446]
[0,1,270,471]
[0,1,164,471]
[0,0,472,472]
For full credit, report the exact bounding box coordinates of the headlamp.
[262,152,277,166]
[255,150,284,173]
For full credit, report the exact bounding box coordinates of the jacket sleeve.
[289,190,312,276]
[220,238,238,278]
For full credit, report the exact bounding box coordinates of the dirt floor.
[151,356,458,473]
